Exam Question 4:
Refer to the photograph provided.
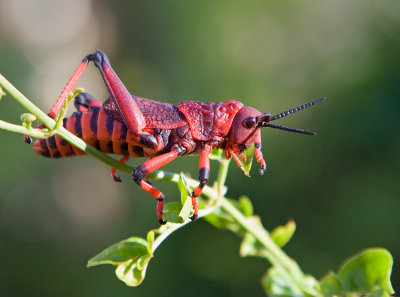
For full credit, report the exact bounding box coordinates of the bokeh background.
[0,0,399,296]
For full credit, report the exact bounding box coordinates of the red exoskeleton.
[31,50,325,224]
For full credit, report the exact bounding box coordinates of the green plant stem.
[206,153,313,293]
[217,157,230,199]
[0,120,49,138]
[224,198,318,295]
[210,150,315,294]
[215,157,314,294]
[0,74,52,127]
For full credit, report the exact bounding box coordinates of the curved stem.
[0,120,50,138]
[220,197,298,269]
[151,207,215,253]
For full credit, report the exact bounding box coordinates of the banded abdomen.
[33,107,155,158]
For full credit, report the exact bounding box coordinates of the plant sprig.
[0,73,394,296]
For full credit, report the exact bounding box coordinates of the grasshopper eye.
[244,117,257,129]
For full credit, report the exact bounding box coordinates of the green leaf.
[263,267,320,297]
[20,113,37,129]
[270,220,296,248]
[338,248,394,295]
[178,172,191,205]
[366,289,390,297]
[162,202,184,223]
[115,254,153,286]
[240,231,269,258]
[238,195,253,217]
[319,271,342,296]
[161,173,194,223]
[87,230,159,287]
[239,219,295,258]
[146,228,155,245]
[179,195,193,222]
[262,266,304,297]
[87,237,151,266]
[162,200,193,224]
[238,143,255,177]
[205,208,239,232]
[205,197,254,235]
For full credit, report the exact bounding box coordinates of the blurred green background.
[0,0,399,296]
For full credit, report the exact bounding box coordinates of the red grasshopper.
[31,50,325,224]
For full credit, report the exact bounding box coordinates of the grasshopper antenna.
[257,97,326,135]
[270,97,326,121]
[259,122,316,135]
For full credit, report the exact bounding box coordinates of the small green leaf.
[163,173,193,222]
[178,172,191,205]
[87,237,151,266]
[178,193,193,222]
[263,267,320,297]
[206,196,253,231]
[209,148,223,160]
[338,248,394,294]
[240,216,283,258]
[238,143,255,177]
[242,143,255,176]
[146,229,155,245]
[115,254,152,286]
[238,196,253,217]
[319,271,343,296]
[204,210,235,230]
[270,220,296,248]
[240,231,269,258]
[262,266,304,297]
[206,197,258,238]
[20,113,37,129]
[88,235,155,287]
[162,200,193,224]
[366,289,390,297]
[162,202,184,223]
[205,198,256,235]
